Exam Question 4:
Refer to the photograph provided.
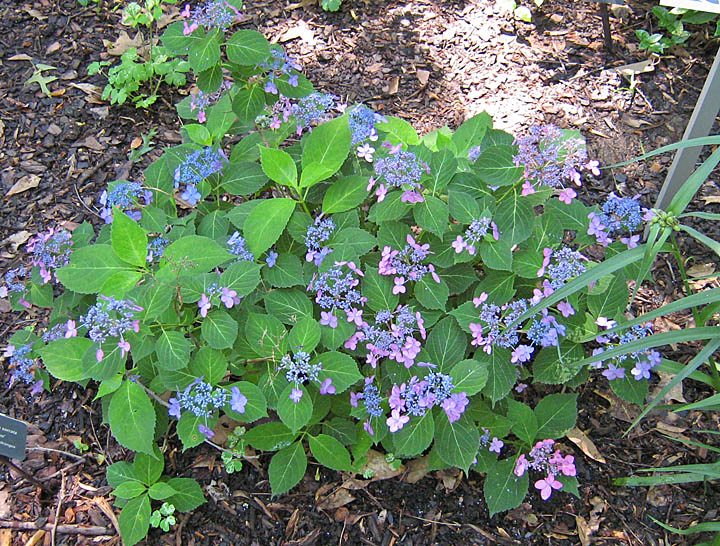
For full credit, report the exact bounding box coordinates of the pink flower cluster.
[514,439,576,500]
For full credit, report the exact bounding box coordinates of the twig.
[43,460,84,482]
[0,455,46,491]
[0,521,110,536]
[27,446,86,461]
[51,473,66,546]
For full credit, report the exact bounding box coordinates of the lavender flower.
[291,92,336,132]
[309,265,364,311]
[304,217,335,265]
[99,182,148,223]
[373,149,427,190]
[79,296,142,358]
[226,231,254,262]
[190,80,232,123]
[348,104,387,145]
[378,234,440,293]
[181,0,241,35]
[451,217,498,255]
[592,322,661,381]
[173,147,228,191]
[5,344,36,387]
[26,228,73,284]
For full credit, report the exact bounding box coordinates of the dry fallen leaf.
[404,456,428,484]
[0,487,11,519]
[702,195,720,204]
[359,449,404,481]
[0,529,11,546]
[316,487,355,511]
[2,230,32,253]
[104,31,145,56]
[46,41,61,55]
[7,174,40,197]
[77,136,106,152]
[8,53,33,61]
[278,21,315,45]
[653,370,687,404]
[566,427,607,464]
[616,59,655,78]
[416,69,430,86]
[576,515,592,546]
[386,76,400,95]
[687,263,716,278]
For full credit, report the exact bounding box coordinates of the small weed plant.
[637,6,720,54]
[6,1,720,544]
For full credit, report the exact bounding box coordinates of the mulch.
[1,0,719,544]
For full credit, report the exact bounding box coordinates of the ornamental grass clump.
[6,14,720,546]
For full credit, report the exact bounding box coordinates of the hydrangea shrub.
[1,6,669,544]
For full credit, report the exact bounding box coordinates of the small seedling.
[149,503,176,532]
[24,63,58,98]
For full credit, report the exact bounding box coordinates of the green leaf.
[221,161,267,196]
[232,86,266,123]
[449,190,480,224]
[320,314,356,350]
[133,452,164,486]
[188,31,221,73]
[391,412,434,458]
[197,62,223,93]
[155,331,192,371]
[415,276,449,311]
[287,317,321,353]
[264,253,303,288]
[362,270,398,312]
[198,210,229,239]
[245,313,286,358]
[532,342,584,384]
[177,412,216,450]
[56,245,131,294]
[166,478,206,512]
[264,288,313,324]
[226,29,271,65]
[245,422,296,451]
[414,195,448,237]
[269,441,307,496]
[201,309,238,349]
[479,238,513,271]
[484,458,529,517]
[184,124,212,146]
[473,146,523,186]
[315,351,362,393]
[277,384,312,432]
[376,116,420,145]
[136,281,175,321]
[109,380,156,455]
[534,393,578,439]
[329,228,377,261]
[452,112,492,158]
[495,191,535,245]
[113,481,148,499]
[322,176,370,214]
[427,149,458,194]
[506,399,538,446]
[244,198,296,256]
[220,261,262,297]
[37,337,92,382]
[450,359,488,395]
[300,116,351,186]
[309,434,352,471]
[369,191,410,223]
[112,207,148,266]
[480,347,515,404]
[588,276,628,319]
[260,146,298,187]
[435,414,478,474]
[610,374,649,405]
[423,317,466,371]
[118,494,151,546]
[148,482,178,500]
[543,198,589,233]
[107,462,141,488]
[162,236,232,273]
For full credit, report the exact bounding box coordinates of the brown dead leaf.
[436,468,462,491]
[646,484,672,507]
[3,231,32,253]
[687,263,715,278]
[22,7,46,19]
[360,449,404,481]
[416,69,430,86]
[104,31,144,56]
[317,487,355,511]
[46,41,61,55]
[652,370,687,404]
[594,389,642,423]
[7,174,40,197]
[702,195,720,204]
[649,161,663,173]
[404,456,428,484]
[0,487,11,519]
[0,529,11,546]
[566,427,606,464]
[9,53,33,61]
[131,136,143,149]
[616,59,655,78]
[576,516,591,546]
[93,497,121,536]
[77,136,105,152]
[386,76,400,95]
[278,21,315,45]
[25,530,45,546]
[506,503,538,525]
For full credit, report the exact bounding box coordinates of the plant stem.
[669,232,701,325]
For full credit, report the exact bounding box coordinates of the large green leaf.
[300,116,351,186]
[434,414,478,474]
[112,207,148,266]
[480,347,515,404]
[534,393,578,439]
[484,458,529,517]
[415,276,449,311]
[423,317,466,371]
[108,380,156,455]
[245,422,296,451]
[37,337,92,382]
[269,441,307,496]
[244,198,296,256]
[220,261,262,296]
[264,288,313,324]
[427,149,458,194]
[495,190,535,245]
[473,146,523,186]
[362,270,398,312]
[260,146,298,188]
[118,494,151,546]
[155,331,192,371]
[162,236,232,273]
[322,176,370,214]
[201,309,238,349]
[309,434,352,471]
[414,195,449,237]
[450,359,488,395]
[451,112,492,158]
[328,228,376,261]
[315,351,363,393]
[55,245,132,294]
[188,31,221,73]
[226,29,271,65]
[232,86,266,123]
[167,478,206,512]
[391,411,434,458]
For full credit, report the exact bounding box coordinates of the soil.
[1,0,720,544]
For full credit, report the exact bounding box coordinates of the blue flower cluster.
[378,234,441,294]
[258,49,302,93]
[592,322,662,381]
[348,105,386,145]
[291,92,336,131]
[279,350,321,385]
[27,228,73,284]
[304,217,335,266]
[99,182,151,223]
[168,378,229,419]
[373,149,427,190]
[399,372,455,417]
[6,344,35,386]
[587,194,645,248]
[468,145,483,162]
[311,266,363,311]
[545,247,587,290]
[527,309,567,348]
[360,382,384,418]
[181,0,241,34]
[173,147,228,206]
[452,217,498,255]
[79,296,142,344]
[2,267,28,295]
[226,231,254,262]
[469,300,526,352]
[147,237,170,262]
[190,80,232,123]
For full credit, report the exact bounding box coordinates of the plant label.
[0,414,27,460]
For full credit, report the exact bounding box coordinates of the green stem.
[669,232,701,325]
[707,356,720,393]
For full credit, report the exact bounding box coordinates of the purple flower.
[198,424,215,439]
[621,234,640,249]
[401,190,424,203]
[489,437,504,454]
[319,378,336,395]
[181,184,201,206]
[535,474,563,500]
[198,294,211,317]
[557,301,575,318]
[168,398,181,418]
[631,360,652,380]
[441,392,468,423]
[290,387,303,403]
[558,188,576,204]
[392,277,406,295]
[452,236,466,253]
[220,287,237,308]
[230,387,247,413]
[65,320,77,338]
[511,344,534,364]
[386,409,410,433]
[345,307,363,326]
[363,420,374,436]
[514,454,528,477]
[266,250,278,268]
[117,339,131,358]
[602,363,626,381]
[320,311,338,329]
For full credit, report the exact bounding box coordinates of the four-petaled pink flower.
[401,190,424,203]
[521,181,536,196]
[230,387,247,413]
[386,409,410,433]
[221,287,237,308]
[441,392,468,423]
[345,308,363,326]
[65,320,77,338]
[375,183,388,202]
[452,235,466,253]
[117,339,131,358]
[320,311,338,329]
[535,474,563,500]
[558,188,577,204]
[320,378,336,395]
[392,277,406,295]
[585,160,601,176]
[198,294,211,318]
[621,234,640,249]
[514,454,528,477]
[489,437,504,453]
[511,344,534,364]
[557,301,575,318]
